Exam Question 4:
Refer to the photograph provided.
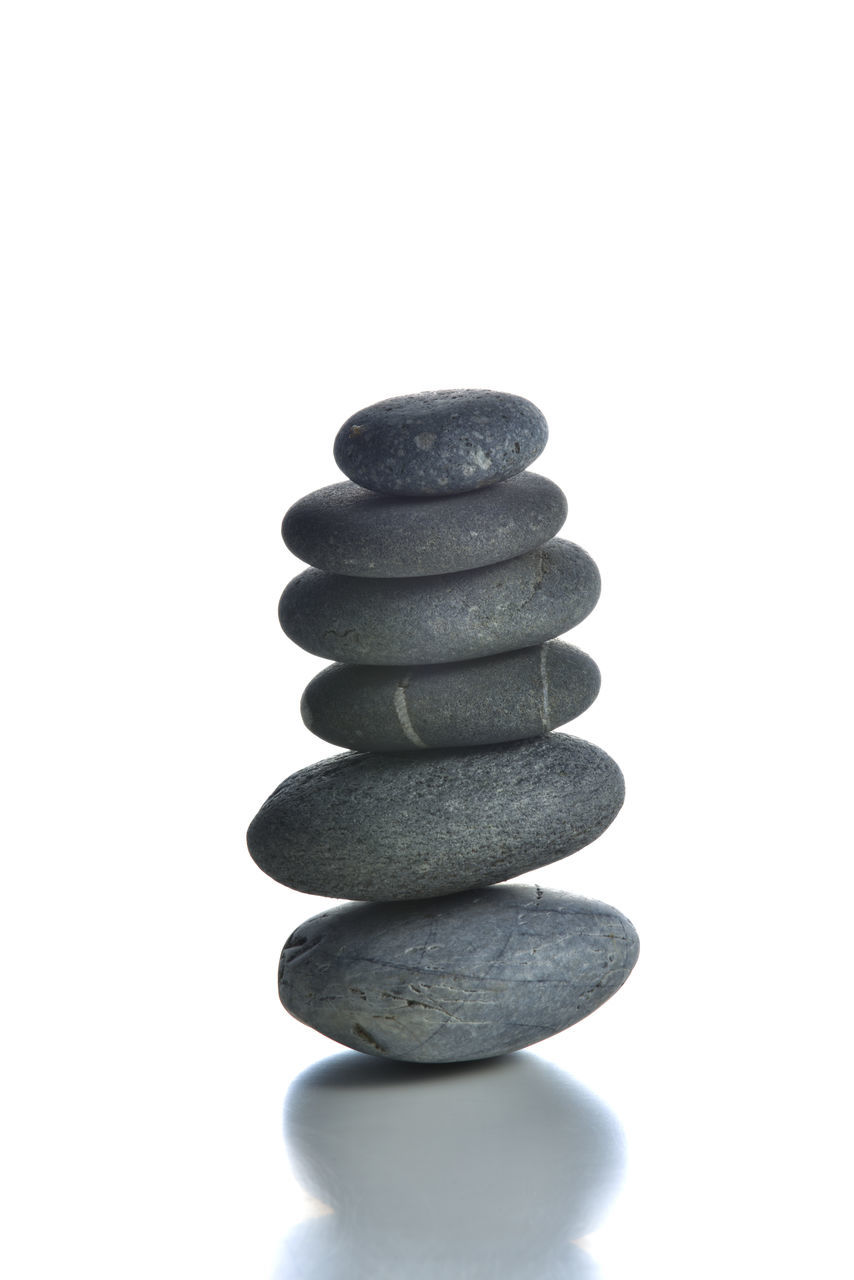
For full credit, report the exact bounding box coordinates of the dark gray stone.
[246,732,624,901]
[300,642,601,751]
[278,885,639,1063]
[281,472,567,578]
[333,389,548,497]
[279,538,600,665]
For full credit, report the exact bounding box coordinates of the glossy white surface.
[3,3,852,1276]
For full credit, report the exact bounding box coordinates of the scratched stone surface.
[281,471,567,578]
[246,733,624,900]
[278,538,600,665]
[332,388,548,497]
[300,641,601,751]
[278,885,640,1062]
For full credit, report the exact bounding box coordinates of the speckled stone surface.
[333,389,548,497]
[281,472,567,578]
[246,732,624,900]
[279,538,600,665]
[278,885,639,1062]
[300,641,601,751]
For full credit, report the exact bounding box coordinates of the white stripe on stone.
[393,679,427,748]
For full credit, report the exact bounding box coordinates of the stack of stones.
[247,389,639,1064]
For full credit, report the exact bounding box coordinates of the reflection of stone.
[275,1052,624,1279]
[276,1219,600,1280]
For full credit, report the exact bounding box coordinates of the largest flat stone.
[333,389,548,496]
[246,733,624,901]
[281,472,567,578]
[279,538,600,665]
[278,885,639,1062]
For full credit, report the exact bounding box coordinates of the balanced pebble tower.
[247,389,638,1063]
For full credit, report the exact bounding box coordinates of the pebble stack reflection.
[247,389,639,1063]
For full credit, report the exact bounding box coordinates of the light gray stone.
[246,732,624,901]
[333,389,548,497]
[281,471,567,578]
[278,885,639,1063]
[300,641,601,751]
[278,538,600,665]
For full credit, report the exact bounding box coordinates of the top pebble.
[333,389,548,497]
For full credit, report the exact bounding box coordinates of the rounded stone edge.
[277,887,640,1063]
[245,732,625,901]
[279,472,568,578]
[332,389,549,497]
[277,538,602,666]
[298,642,602,752]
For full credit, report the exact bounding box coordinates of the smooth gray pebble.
[282,471,566,577]
[333,388,548,497]
[247,732,624,901]
[279,885,639,1063]
[279,538,600,665]
[300,641,600,751]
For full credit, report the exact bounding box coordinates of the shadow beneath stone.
[274,1051,625,1279]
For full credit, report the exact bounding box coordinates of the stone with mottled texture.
[246,732,624,901]
[278,885,639,1063]
[300,641,601,751]
[279,538,600,665]
[281,472,567,578]
[333,389,548,497]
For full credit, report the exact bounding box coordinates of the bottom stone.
[279,885,639,1063]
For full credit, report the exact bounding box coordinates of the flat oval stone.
[281,472,567,578]
[300,641,601,751]
[246,732,624,900]
[333,389,548,496]
[279,538,600,665]
[278,885,639,1063]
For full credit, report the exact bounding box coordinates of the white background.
[2,3,852,1277]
